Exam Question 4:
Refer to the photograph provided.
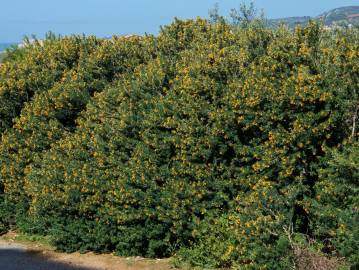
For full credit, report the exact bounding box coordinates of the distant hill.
[269,6,359,28]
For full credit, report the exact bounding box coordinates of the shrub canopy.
[0,19,358,269]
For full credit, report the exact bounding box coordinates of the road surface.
[0,240,96,270]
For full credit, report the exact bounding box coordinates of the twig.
[351,104,359,139]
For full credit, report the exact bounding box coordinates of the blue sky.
[1,0,358,42]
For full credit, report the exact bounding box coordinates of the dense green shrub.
[1,36,101,231]
[0,18,358,269]
[173,24,359,267]
[311,141,359,266]
[0,34,159,231]
[22,20,268,257]
[0,36,99,134]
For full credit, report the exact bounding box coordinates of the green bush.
[0,34,158,232]
[0,18,358,269]
[311,141,359,266]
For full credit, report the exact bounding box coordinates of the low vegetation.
[0,10,358,270]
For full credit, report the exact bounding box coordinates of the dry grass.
[294,245,344,270]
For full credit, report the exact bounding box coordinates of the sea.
[0,43,17,52]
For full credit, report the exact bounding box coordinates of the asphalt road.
[0,241,96,270]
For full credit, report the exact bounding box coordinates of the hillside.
[269,6,359,28]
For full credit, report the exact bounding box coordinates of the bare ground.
[0,232,172,270]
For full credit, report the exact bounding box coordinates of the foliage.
[0,18,358,269]
[229,1,258,27]
[311,141,359,267]
[208,2,222,24]
[0,34,158,232]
